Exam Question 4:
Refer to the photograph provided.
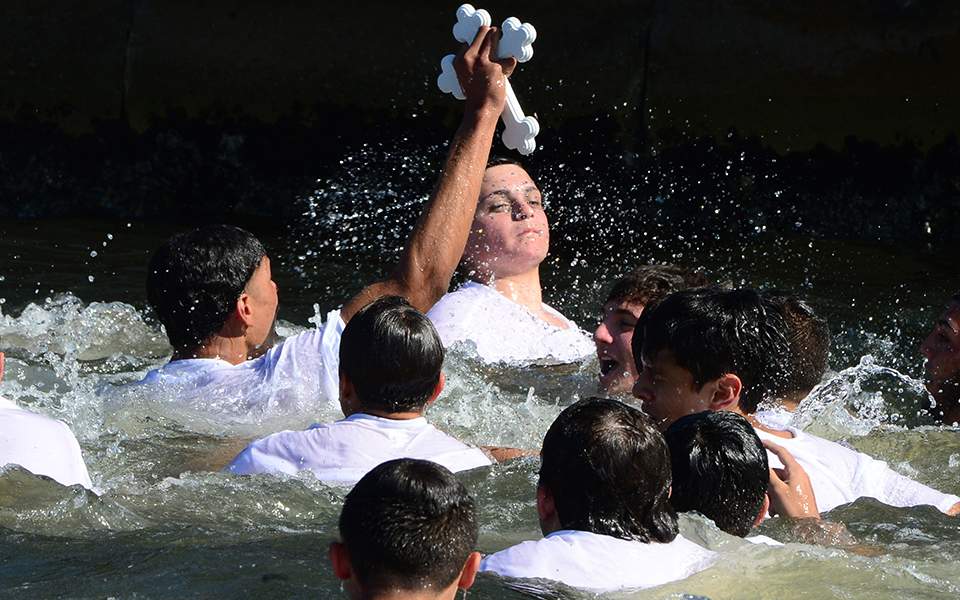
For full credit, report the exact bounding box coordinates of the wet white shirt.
[0,396,93,489]
[755,426,960,514]
[427,281,594,364]
[226,412,492,484]
[128,310,344,416]
[480,530,716,592]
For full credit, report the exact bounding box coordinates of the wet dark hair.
[763,291,831,398]
[339,459,477,593]
[538,397,678,543]
[339,296,444,413]
[605,264,710,307]
[146,225,267,353]
[635,288,790,414]
[665,411,768,537]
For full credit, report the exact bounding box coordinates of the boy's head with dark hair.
[763,291,831,409]
[338,296,445,416]
[632,288,790,428]
[147,225,276,357]
[537,397,678,544]
[596,264,710,395]
[330,458,481,598]
[665,411,769,537]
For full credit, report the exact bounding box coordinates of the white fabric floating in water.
[756,426,960,514]
[427,281,594,365]
[225,412,492,484]
[480,529,717,592]
[0,396,93,489]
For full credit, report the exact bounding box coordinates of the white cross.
[436,4,539,155]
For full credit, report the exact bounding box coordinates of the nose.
[632,371,654,403]
[512,199,536,220]
[594,321,613,345]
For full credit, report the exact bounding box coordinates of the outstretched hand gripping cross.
[436,4,539,155]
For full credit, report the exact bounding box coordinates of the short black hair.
[539,398,678,543]
[763,291,831,397]
[339,458,478,593]
[665,411,768,537]
[339,296,444,413]
[146,225,267,353]
[635,288,790,414]
[605,264,710,307]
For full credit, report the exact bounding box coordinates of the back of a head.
[763,291,831,398]
[665,411,768,537]
[339,296,444,413]
[147,225,266,353]
[635,287,791,413]
[539,397,678,543]
[339,458,478,593]
[605,264,710,307]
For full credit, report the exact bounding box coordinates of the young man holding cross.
[128,28,517,417]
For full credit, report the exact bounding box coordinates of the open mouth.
[599,358,619,377]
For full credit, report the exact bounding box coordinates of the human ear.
[755,494,771,528]
[339,373,357,416]
[536,485,557,526]
[457,551,482,590]
[425,373,446,408]
[235,292,254,327]
[710,374,742,412]
[328,541,352,581]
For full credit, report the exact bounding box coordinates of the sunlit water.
[1,170,959,599]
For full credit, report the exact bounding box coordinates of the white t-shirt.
[480,530,716,592]
[427,281,594,364]
[226,412,492,484]
[755,426,960,514]
[0,396,93,489]
[127,310,344,416]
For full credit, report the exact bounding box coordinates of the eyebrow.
[481,185,541,202]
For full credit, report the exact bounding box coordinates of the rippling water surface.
[1,207,958,598]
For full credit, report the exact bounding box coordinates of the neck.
[173,334,249,365]
[480,269,543,313]
[353,586,458,600]
[343,406,425,421]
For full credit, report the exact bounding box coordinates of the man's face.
[595,300,644,394]
[244,256,279,356]
[921,300,960,418]
[632,349,715,429]
[463,164,549,278]
[922,301,960,382]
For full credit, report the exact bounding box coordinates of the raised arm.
[341,27,517,322]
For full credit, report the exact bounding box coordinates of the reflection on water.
[0,215,958,598]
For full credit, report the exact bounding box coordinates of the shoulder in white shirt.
[119,310,344,417]
[480,530,716,592]
[426,281,594,365]
[226,412,492,484]
[0,396,93,489]
[755,426,960,514]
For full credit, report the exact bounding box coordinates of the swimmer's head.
[763,291,830,409]
[632,288,790,428]
[595,265,710,395]
[330,458,481,599]
[462,157,549,281]
[339,296,445,416]
[537,398,678,543]
[665,411,769,537]
[921,295,960,424]
[147,225,278,358]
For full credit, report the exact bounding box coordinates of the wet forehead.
[480,164,538,199]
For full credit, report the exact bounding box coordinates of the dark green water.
[0,213,959,598]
